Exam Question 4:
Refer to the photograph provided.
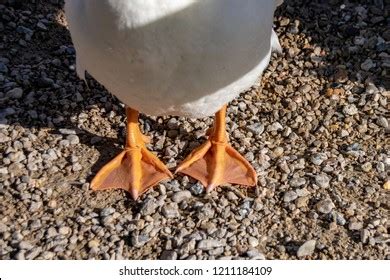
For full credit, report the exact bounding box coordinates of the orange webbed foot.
[176,105,257,192]
[91,146,173,200]
[91,108,173,200]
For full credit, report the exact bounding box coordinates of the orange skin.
[176,105,257,192]
[91,105,257,200]
[91,107,173,200]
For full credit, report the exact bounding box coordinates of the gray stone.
[197,239,223,250]
[37,21,47,30]
[18,241,33,250]
[0,167,8,175]
[343,104,358,116]
[6,87,23,99]
[72,163,82,172]
[162,203,180,218]
[226,191,238,201]
[268,122,283,131]
[315,174,330,188]
[311,153,327,165]
[340,129,349,137]
[59,128,76,135]
[189,182,204,195]
[296,188,310,197]
[172,190,192,203]
[15,250,25,260]
[349,222,363,231]
[140,198,157,216]
[335,212,346,226]
[299,84,311,94]
[7,151,26,163]
[58,226,70,235]
[0,62,8,73]
[316,199,335,214]
[280,18,290,26]
[247,123,265,135]
[246,249,265,260]
[131,232,150,248]
[88,239,100,248]
[29,201,42,212]
[160,250,178,260]
[166,118,179,130]
[25,247,42,260]
[290,177,306,187]
[377,117,388,128]
[283,191,298,202]
[0,222,7,233]
[40,251,55,260]
[46,227,57,238]
[100,207,115,217]
[297,240,316,258]
[361,162,372,173]
[361,229,369,244]
[361,58,375,71]
[59,140,70,147]
[0,133,11,143]
[248,236,259,247]
[66,134,80,145]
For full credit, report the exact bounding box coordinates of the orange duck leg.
[176,105,257,192]
[91,107,173,200]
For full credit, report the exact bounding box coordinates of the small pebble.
[315,174,330,188]
[246,249,266,260]
[361,162,372,173]
[283,191,298,202]
[160,250,177,260]
[171,190,192,203]
[349,222,363,231]
[248,236,259,247]
[247,123,265,135]
[376,117,388,129]
[297,240,316,258]
[197,239,223,250]
[66,135,80,145]
[162,203,180,218]
[316,199,335,214]
[343,104,358,116]
[311,153,327,165]
[6,87,23,99]
[88,239,100,248]
[58,226,70,235]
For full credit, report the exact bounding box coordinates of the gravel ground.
[0,0,389,260]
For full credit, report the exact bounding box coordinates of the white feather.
[272,30,283,54]
[275,0,284,7]
[65,0,280,118]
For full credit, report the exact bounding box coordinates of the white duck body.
[65,0,281,118]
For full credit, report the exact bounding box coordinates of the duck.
[65,0,282,200]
